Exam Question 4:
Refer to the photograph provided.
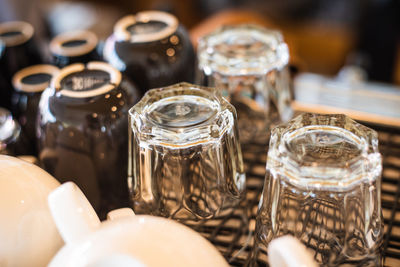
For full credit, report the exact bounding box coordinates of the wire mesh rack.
[193,123,400,266]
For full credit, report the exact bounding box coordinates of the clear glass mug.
[197,24,293,144]
[128,82,246,223]
[253,113,383,266]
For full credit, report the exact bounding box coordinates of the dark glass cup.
[11,64,60,155]
[0,21,42,109]
[50,30,101,68]
[104,10,195,94]
[37,61,140,219]
[0,40,12,108]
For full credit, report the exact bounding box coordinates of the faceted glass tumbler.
[253,113,383,266]
[197,24,293,144]
[128,82,246,223]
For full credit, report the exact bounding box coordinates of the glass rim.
[12,64,59,93]
[129,82,237,148]
[129,82,224,118]
[267,113,382,191]
[114,11,179,43]
[51,61,121,98]
[0,21,34,47]
[50,30,98,57]
[197,24,289,76]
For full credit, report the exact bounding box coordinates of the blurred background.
[1,0,400,84]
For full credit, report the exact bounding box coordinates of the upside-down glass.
[197,24,293,144]
[128,82,246,224]
[12,64,59,156]
[253,113,383,266]
[0,21,42,109]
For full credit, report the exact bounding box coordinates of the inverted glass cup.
[253,113,383,266]
[128,82,246,224]
[197,24,293,144]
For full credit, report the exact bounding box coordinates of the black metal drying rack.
[195,123,400,266]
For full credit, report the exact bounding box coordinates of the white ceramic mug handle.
[268,235,318,267]
[48,181,101,244]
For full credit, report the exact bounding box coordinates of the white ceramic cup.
[48,182,229,267]
[0,155,63,267]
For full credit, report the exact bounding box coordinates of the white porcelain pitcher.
[0,155,63,267]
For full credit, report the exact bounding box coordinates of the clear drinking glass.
[197,24,293,144]
[128,82,246,223]
[253,113,383,266]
